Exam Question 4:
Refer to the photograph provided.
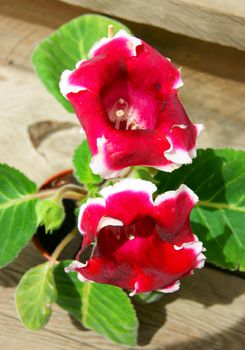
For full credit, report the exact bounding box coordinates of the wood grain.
[0,0,245,349]
[1,243,245,349]
[60,0,245,51]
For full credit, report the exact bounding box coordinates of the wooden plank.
[0,1,244,184]
[60,0,245,51]
[0,0,245,349]
[0,0,86,70]
[1,243,245,349]
[1,63,244,182]
[0,64,82,184]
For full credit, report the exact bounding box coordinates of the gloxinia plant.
[59,29,203,178]
[66,180,205,294]
[0,15,244,346]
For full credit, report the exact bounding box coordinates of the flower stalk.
[32,184,87,202]
[50,227,78,263]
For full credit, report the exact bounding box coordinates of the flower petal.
[89,29,142,58]
[71,218,204,293]
[157,280,180,293]
[153,184,199,245]
[100,179,156,225]
[78,198,106,250]
[60,33,202,177]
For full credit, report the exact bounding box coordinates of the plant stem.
[50,227,78,263]
[29,184,87,201]
[53,184,87,202]
[124,166,135,178]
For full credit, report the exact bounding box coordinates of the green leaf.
[54,260,84,322]
[134,166,157,183]
[82,282,138,346]
[16,262,57,330]
[155,148,245,271]
[73,140,101,186]
[54,261,138,345]
[0,164,38,268]
[33,14,131,112]
[36,199,65,234]
[136,291,163,304]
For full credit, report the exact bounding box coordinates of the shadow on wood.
[165,317,245,350]
[134,297,167,346]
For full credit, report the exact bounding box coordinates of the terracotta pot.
[32,169,80,261]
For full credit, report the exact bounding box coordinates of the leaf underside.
[73,140,101,186]
[16,262,57,330]
[54,261,138,345]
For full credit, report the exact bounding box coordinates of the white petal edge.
[79,127,85,135]
[195,123,204,137]
[65,260,87,273]
[97,216,123,231]
[75,59,86,69]
[157,280,180,293]
[100,178,157,202]
[163,123,204,166]
[154,162,183,173]
[154,184,199,207]
[90,135,121,179]
[78,197,106,235]
[196,253,206,269]
[164,135,193,165]
[174,239,206,270]
[129,281,140,297]
[59,69,87,98]
[173,67,184,90]
[77,273,90,283]
[88,29,142,58]
[114,29,142,56]
[64,261,91,283]
[90,135,130,179]
[173,74,184,89]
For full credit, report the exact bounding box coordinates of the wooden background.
[0,0,244,349]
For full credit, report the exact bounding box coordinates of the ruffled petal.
[100,179,156,225]
[67,218,205,293]
[89,29,142,59]
[60,30,202,177]
[67,180,205,294]
[78,198,106,249]
[125,41,182,95]
[153,185,199,245]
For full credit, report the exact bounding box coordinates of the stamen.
[116,109,125,117]
[108,98,142,130]
[108,25,114,39]
[128,234,135,240]
[115,117,121,130]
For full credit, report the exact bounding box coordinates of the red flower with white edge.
[65,179,205,295]
[60,30,203,179]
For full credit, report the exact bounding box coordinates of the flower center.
[108,98,143,130]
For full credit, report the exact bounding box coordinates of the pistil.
[108,98,141,130]
[108,25,114,39]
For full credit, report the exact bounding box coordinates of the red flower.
[60,30,203,178]
[65,179,205,295]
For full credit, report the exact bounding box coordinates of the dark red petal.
[78,198,106,249]
[68,215,203,293]
[126,42,181,94]
[153,185,198,245]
